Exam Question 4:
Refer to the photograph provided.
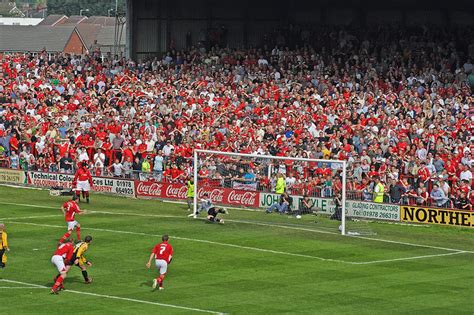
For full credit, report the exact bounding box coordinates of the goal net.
[193,149,373,235]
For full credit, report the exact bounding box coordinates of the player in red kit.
[146,235,173,290]
[50,239,74,294]
[73,161,94,203]
[59,199,86,243]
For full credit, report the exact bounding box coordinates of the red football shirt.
[53,242,74,261]
[63,201,81,222]
[417,167,430,181]
[58,142,69,157]
[152,241,173,264]
[74,167,93,184]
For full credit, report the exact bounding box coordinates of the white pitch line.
[0,287,46,289]
[0,214,61,221]
[2,200,474,256]
[226,218,337,235]
[350,251,467,265]
[4,220,349,264]
[348,234,474,254]
[102,210,338,235]
[90,211,339,235]
[0,184,44,190]
[0,201,337,234]
[86,209,474,254]
[163,199,265,212]
[0,201,57,209]
[90,210,184,219]
[0,279,224,314]
[6,220,470,265]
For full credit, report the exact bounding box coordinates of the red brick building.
[0,25,88,54]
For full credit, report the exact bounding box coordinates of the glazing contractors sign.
[401,206,474,228]
[348,201,400,221]
[27,171,135,197]
[0,168,26,184]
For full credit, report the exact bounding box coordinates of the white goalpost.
[193,149,349,235]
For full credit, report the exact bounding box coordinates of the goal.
[193,149,356,235]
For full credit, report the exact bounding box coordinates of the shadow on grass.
[46,275,81,287]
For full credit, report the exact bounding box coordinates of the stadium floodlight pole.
[194,149,349,235]
[80,9,89,17]
[193,150,198,215]
[113,0,119,56]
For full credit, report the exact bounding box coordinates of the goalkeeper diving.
[187,192,228,223]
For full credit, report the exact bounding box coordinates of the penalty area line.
[2,200,474,255]
[88,209,474,254]
[0,279,224,314]
[0,201,57,209]
[0,214,62,221]
[163,199,265,212]
[0,279,47,289]
[4,220,351,264]
[350,251,468,265]
[0,287,46,289]
[6,220,469,265]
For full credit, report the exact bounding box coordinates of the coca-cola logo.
[198,188,224,203]
[136,182,163,196]
[227,190,257,206]
[165,185,187,198]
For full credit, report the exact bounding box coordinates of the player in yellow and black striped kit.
[70,235,93,283]
[0,223,9,268]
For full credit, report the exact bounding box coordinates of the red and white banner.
[231,181,258,191]
[135,181,259,208]
[27,171,135,197]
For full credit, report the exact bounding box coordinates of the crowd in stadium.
[0,25,472,210]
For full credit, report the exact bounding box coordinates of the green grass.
[0,186,473,314]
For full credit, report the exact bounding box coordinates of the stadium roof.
[61,15,88,25]
[38,14,67,26]
[0,25,82,52]
[76,23,102,48]
[96,26,125,47]
[83,16,117,27]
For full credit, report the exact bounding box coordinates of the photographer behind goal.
[330,192,342,221]
[266,192,292,214]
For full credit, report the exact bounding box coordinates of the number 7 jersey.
[63,200,81,222]
[152,241,173,264]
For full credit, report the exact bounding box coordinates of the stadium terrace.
[0,24,472,210]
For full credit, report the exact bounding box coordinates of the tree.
[47,0,126,16]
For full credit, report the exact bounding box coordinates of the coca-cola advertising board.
[27,171,135,197]
[197,187,259,207]
[135,182,188,199]
[136,181,259,208]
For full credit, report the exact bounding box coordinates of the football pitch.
[0,186,473,314]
